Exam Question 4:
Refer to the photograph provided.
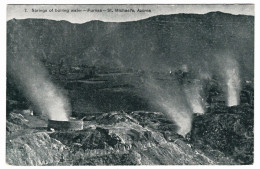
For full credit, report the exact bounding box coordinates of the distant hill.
[7,12,254,80]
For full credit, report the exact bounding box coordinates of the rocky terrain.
[6,105,253,165]
[190,104,254,164]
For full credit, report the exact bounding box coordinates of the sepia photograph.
[5,3,254,166]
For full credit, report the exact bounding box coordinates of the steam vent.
[47,118,83,131]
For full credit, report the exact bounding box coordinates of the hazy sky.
[7,4,254,23]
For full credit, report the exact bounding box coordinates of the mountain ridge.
[7,11,254,24]
[7,12,254,80]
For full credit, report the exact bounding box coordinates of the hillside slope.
[7,12,254,80]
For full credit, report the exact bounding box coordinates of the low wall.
[47,119,83,131]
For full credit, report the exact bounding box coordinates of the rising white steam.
[218,57,241,107]
[225,63,241,106]
[160,100,193,136]
[8,51,71,121]
[184,82,205,114]
[8,55,70,121]
[143,79,192,136]
[29,79,70,121]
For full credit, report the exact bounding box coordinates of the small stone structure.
[47,118,83,131]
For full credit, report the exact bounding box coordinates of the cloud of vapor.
[184,82,205,114]
[216,54,241,107]
[142,78,193,136]
[225,60,241,106]
[29,78,70,121]
[8,54,71,121]
[7,25,71,121]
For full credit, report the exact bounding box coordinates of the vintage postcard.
[6,4,254,165]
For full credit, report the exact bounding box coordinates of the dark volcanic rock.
[190,104,254,164]
[49,127,123,150]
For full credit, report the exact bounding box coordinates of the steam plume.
[8,55,70,121]
[184,83,205,114]
[8,54,71,121]
[225,62,241,106]
[218,56,241,107]
[143,78,192,136]
[7,26,71,121]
